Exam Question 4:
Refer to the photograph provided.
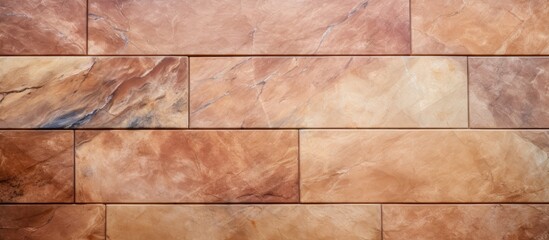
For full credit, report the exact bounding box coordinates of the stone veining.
[88,0,410,54]
[301,130,549,202]
[0,57,188,128]
[75,130,298,202]
[190,57,467,128]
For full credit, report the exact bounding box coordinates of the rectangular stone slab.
[383,204,549,240]
[0,57,188,128]
[0,131,73,203]
[76,130,298,203]
[88,0,410,54]
[0,0,86,55]
[470,57,549,128]
[412,0,549,54]
[0,205,105,240]
[107,204,381,240]
[190,57,467,128]
[301,130,549,202]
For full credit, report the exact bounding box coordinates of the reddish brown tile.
[383,205,549,240]
[89,0,410,54]
[0,205,105,240]
[0,131,73,203]
[0,0,86,55]
[470,57,549,128]
[76,130,298,203]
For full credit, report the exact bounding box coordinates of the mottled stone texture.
[0,131,73,203]
[470,57,549,128]
[412,0,549,54]
[301,130,549,202]
[107,204,381,240]
[0,0,86,55]
[0,57,188,128]
[190,57,467,128]
[0,205,105,240]
[76,130,298,203]
[383,205,549,240]
[88,0,410,54]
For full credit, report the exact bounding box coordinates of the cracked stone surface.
[190,57,468,128]
[383,205,549,240]
[412,0,549,54]
[0,205,105,240]
[0,0,86,54]
[300,130,549,202]
[0,131,73,203]
[107,204,381,240]
[0,57,188,128]
[88,0,410,54]
[75,130,299,203]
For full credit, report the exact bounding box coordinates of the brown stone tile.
[107,204,381,240]
[301,130,549,202]
[470,57,549,128]
[0,0,86,55]
[0,131,73,203]
[383,204,549,240]
[0,205,105,240]
[0,57,188,128]
[190,57,467,128]
[75,130,298,203]
[412,0,549,54]
[88,0,410,54]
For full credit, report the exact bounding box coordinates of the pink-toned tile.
[301,130,549,202]
[89,0,410,54]
[470,57,549,128]
[190,57,467,128]
[76,130,298,203]
[0,0,86,55]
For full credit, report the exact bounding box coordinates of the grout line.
[0,128,547,131]
[467,57,470,128]
[380,204,384,240]
[3,202,547,205]
[297,130,301,203]
[0,54,548,57]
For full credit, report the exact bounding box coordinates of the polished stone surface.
[301,130,549,202]
[470,57,549,128]
[190,57,467,128]
[0,131,73,203]
[0,0,86,55]
[412,0,549,54]
[384,204,549,240]
[89,0,410,54]
[76,130,298,202]
[0,57,188,128]
[0,205,105,240]
[107,204,381,240]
